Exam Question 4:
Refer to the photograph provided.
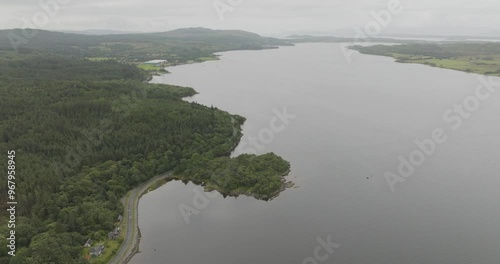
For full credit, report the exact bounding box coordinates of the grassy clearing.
[137,63,162,71]
[353,43,500,77]
[82,236,124,263]
[86,57,115,61]
[392,53,500,76]
[196,56,218,62]
[81,215,126,263]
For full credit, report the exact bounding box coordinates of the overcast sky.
[2,0,500,37]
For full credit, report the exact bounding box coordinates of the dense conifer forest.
[0,28,291,263]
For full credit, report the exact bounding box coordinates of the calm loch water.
[131,43,500,264]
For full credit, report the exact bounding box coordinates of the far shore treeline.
[352,42,500,76]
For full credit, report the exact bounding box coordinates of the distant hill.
[160,27,261,39]
[287,34,421,44]
[0,27,290,62]
[0,29,101,52]
[59,29,143,35]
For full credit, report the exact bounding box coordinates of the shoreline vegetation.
[0,27,293,264]
[174,153,293,201]
[110,153,293,263]
[108,172,173,264]
[137,55,220,75]
[110,152,293,262]
[351,43,500,77]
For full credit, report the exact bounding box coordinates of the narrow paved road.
[109,171,173,264]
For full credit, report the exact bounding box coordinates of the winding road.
[109,171,173,264]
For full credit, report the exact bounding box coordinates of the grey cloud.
[1,0,500,36]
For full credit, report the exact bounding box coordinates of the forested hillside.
[0,54,246,263]
[177,153,292,200]
[0,28,290,63]
[0,28,293,263]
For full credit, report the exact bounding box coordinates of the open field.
[353,43,500,76]
[392,53,500,76]
[83,238,123,264]
[137,63,163,71]
[86,57,116,62]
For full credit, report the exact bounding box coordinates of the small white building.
[84,238,92,247]
[144,60,168,66]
